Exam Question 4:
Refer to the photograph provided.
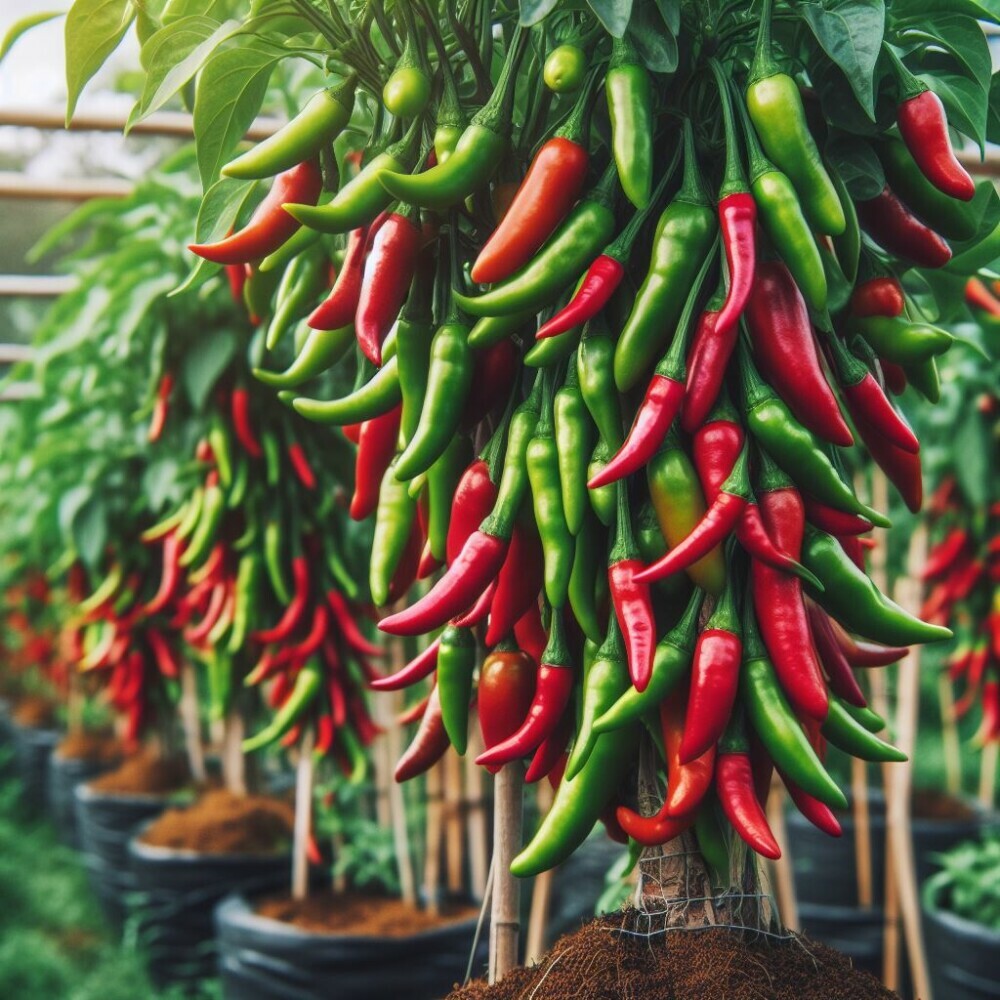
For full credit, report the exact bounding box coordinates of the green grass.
[0,771,213,999]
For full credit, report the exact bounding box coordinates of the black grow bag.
[797,903,885,978]
[127,834,290,990]
[215,892,486,1000]
[11,722,60,816]
[48,751,119,847]
[74,783,170,929]
[923,881,1000,1000]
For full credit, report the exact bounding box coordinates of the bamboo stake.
[0,173,133,200]
[0,275,77,297]
[387,688,417,907]
[444,749,466,893]
[178,662,206,784]
[938,673,963,796]
[424,759,445,915]
[372,638,403,828]
[464,722,490,900]
[851,757,874,908]
[221,707,246,795]
[292,728,315,902]
[488,763,523,984]
[525,781,555,964]
[766,779,799,931]
[979,742,998,808]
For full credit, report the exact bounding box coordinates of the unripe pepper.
[436,625,477,755]
[606,36,653,209]
[553,359,594,537]
[370,457,418,606]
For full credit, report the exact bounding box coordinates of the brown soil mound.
[912,788,977,821]
[256,891,478,937]
[139,789,294,854]
[11,696,57,728]
[87,752,189,795]
[55,731,120,762]
[448,916,899,1000]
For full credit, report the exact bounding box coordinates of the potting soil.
[55,730,120,762]
[11,695,56,728]
[139,789,294,853]
[256,890,479,936]
[87,751,189,794]
[447,915,900,1000]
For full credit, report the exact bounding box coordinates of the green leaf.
[653,0,680,34]
[988,73,1000,145]
[825,134,884,200]
[64,0,135,124]
[71,494,108,568]
[587,0,634,38]
[901,16,991,93]
[180,327,238,410]
[0,11,64,64]
[796,0,885,119]
[192,41,277,188]
[918,68,989,153]
[519,0,560,25]
[889,0,1000,27]
[952,406,989,507]
[627,4,677,74]
[131,16,243,126]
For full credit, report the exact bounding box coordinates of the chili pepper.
[191,160,322,265]
[661,686,716,817]
[143,532,182,615]
[255,324,355,389]
[265,248,327,350]
[568,513,605,643]
[293,354,401,425]
[477,609,575,768]
[446,458,499,566]
[224,76,356,179]
[851,273,905,319]
[717,719,781,859]
[746,261,852,446]
[377,33,527,210]
[616,805,695,848]
[606,36,653,209]
[226,554,260,655]
[586,442,616,527]
[350,405,401,521]
[746,3,844,235]
[524,709,572,784]
[680,285,729,433]
[637,448,751,585]
[922,528,969,581]
[287,442,316,490]
[395,317,473,481]
[148,372,173,443]
[255,555,310,644]
[229,387,263,458]
[902,356,941,404]
[370,637,440,692]
[833,623,908,668]
[966,276,1000,316]
[806,599,867,708]
[578,318,624,450]
[307,227,366,331]
[851,401,923,513]
[852,314,953,366]
[286,119,422,233]
[454,168,618,319]
[821,694,907,762]
[856,186,952,268]
[646,431,726,595]
[477,639,536,774]
[733,81,826,311]
[382,13,430,117]
[207,421,233,489]
[425,437,471,564]
[370,457,419,607]
[243,660,323,752]
[486,511,545,648]
[471,76,592,284]
[263,520,291,604]
[146,628,179,680]
[395,682,451,781]
[435,625,476,756]
[553,359,593,537]
[678,576,742,762]
[803,497,873,537]
[802,526,952,645]
[179,485,225,569]
[614,122,716,392]
[739,346,890,527]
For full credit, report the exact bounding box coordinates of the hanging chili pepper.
[681,284,728,433]
[369,637,441,692]
[350,404,402,521]
[395,682,450,781]
[821,694,907,762]
[615,805,695,848]
[578,318,624,450]
[661,686,716,817]
[254,555,310,643]
[446,458,499,566]
[230,387,263,458]
[292,354,401,426]
[477,638,536,774]
[486,511,545,647]
[856,186,952,268]
[851,273,905,318]
[717,717,781,859]
[806,599,867,708]
[922,528,969,581]
[243,660,323,752]
[607,36,653,209]
[524,709,573,784]
[436,625,477,755]
[307,227,366,331]
[553,359,594,538]
[143,531,182,616]
[287,442,317,490]
[148,372,173,443]
[851,404,924,514]
[803,497,873,537]
[568,513,606,643]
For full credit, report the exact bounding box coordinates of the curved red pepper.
[782,770,842,837]
[446,459,498,566]
[148,372,173,443]
[254,556,309,643]
[308,227,366,330]
[395,682,450,782]
[484,518,543,647]
[608,558,655,692]
[852,406,923,513]
[536,255,625,341]
[805,600,867,708]
[717,751,780,859]
[143,531,182,616]
[525,710,572,784]
[350,405,402,521]
[288,442,317,490]
[615,805,694,847]
[921,527,968,581]
[681,302,729,433]
[897,90,975,201]
[857,186,952,268]
[327,589,383,658]
[680,627,742,763]
[146,628,179,679]
[661,691,715,818]
[803,497,873,537]
[714,192,757,342]
[230,387,263,458]
[842,373,919,454]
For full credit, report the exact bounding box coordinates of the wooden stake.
[525,781,555,964]
[938,673,963,796]
[464,723,490,900]
[221,707,246,795]
[387,688,417,907]
[424,759,445,915]
[489,763,523,984]
[291,728,315,902]
[851,756,874,908]
[444,749,466,893]
[979,741,998,809]
[178,662,206,784]
[766,779,799,931]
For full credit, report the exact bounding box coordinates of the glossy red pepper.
[852,405,923,513]
[536,256,624,342]
[326,589,383,658]
[254,556,309,642]
[850,275,905,318]
[857,187,952,268]
[288,442,316,490]
[478,641,537,774]
[350,405,402,521]
[446,459,498,566]
[897,89,975,201]
[922,528,969,581]
[803,497,873,537]
[661,688,716,817]
[230,387,263,458]
[308,227,366,330]
[717,745,781,859]
[484,515,544,647]
[395,682,450,781]
[782,770,842,836]
[806,599,867,708]
[681,292,729,433]
[143,531,182,615]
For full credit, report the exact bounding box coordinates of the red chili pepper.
[143,531,182,615]
[145,628,179,679]
[715,192,757,343]
[188,543,225,587]
[975,680,999,745]
[395,683,450,781]
[681,296,730,434]
[184,581,227,644]
[717,747,780,859]
[837,533,869,573]
[230,387,263,458]
[244,651,280,687]
[615,805,694,848]
[525,710,572,784]
[536,255,625,342]
[446,459,499,566]
[965,276,1000,317]
[834,623,908,668]
[897,89,975,201]
[922,528,969,581]
[277,604,329,665]
[189,160,322,265]
[680,586,742,763]
[385,520,423,607]
[308,227,366,330]
[460,340,519,432]
[747,262,852,447]
[857,187,952,268]
[782,770,842,836]
[478,642,537,774]
[851,275,905,319]
[806,600,867,708]
[852,405,923,513]
[803,497,873,537]
[881,360,908,395]
[350,405,402,521]
[484,516,544,647]
[254,556,309,643]
[635,448,751,586]
[148,372,173,443]
[327,589,383,658]
[477,610,574,768]
[225,262,247,306]
[451,578,497,630]
[288,442,317,490]
[370,638,441,692]
[355,211,422,365]
[396,692,430,727]
[471,135,589,285]
[661,688,715,818]
[380,529,509,636]
[513,602,547,666]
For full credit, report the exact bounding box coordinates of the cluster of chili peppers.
[184,0,987,881]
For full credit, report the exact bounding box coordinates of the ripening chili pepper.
[425,437,472,564]
[745,3,845,236]
[472,79,592,284]
[477,638,536,774]
[851,273,905,319]
[254,555,310,643]
[287,442,316,490]
[244,660,323,752]
[568,513,606,643]
[922,528,969,581]
[486,511,545,648]
[224,76,356,180]
[307,227,366,331]
[477,609,575,768]
[350,405,402,521]
[293,354,401,426]
[710,60,758,344]
[680,284,728,433]
[614,121,716,392]
[805,599,867,708]
[679,577,743,762]
[803,497,873,537]
[355,207,422,366]
[606,36,653,209]
[446,458,499,566]
[856,186,952,268]
[739,346,890,527]
[802,526,952,645]
[143,531,182,615]
[369,636,441,692]
[578,318,624,451]
[229,387,263,458]
[966,276,1000,316]
[717,719,781,859]
[745,261,852,446]
[636,447,751,586]
[851,405,923,514]
[190,160,322,265]
[286,119,422,233]
[436,625,477,755]
[395,682,450,781]
[148,372,173,443]
[822,694,907,762]
[553,359,594,537]
[661,687,716,818]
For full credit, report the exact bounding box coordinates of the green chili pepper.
[243,661,323,752]
[396,283,437,447]
[822,695,907,762]
[844,701,888,734]
[553,356,594,536]
[370,456,418,605]
[254,323,355,389]
[258,222,323,274]
[225,455,249,509]
[568,512,606,643]
[179,485,224,568]
[437,625,477,755]
[264,519,292,604]
[577,318,624,451]
[261,430,281,487]
[587,441,617,527]
[830,166,861,285]
[606,36,653,209]
[208,422,233,488]
[468,310,533,349]
[206,650,233,722]
[228,554,261,655]
[853,315,953,365]
[694,797,731,888]
[265,247,328,351]
[293,355,401,425]
[902,356,941,403]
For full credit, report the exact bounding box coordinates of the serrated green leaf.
[587,0,633,37]
[64,0,134,124]
[0,10,64,64]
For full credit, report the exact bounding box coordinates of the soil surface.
[55,731,120,762]
[139,789,294,854]
[256,891,479,937]
[11,696,57,728]
[911,788,977,821]
[448,915,900,1000]
[87,751,189,795]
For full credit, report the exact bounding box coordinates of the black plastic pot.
[127,833,290,990]
[47,751,119,847]
[215,892,485,1000]
[10,721,60,816]
[74,783,171,929]
[922,880,1000,999]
